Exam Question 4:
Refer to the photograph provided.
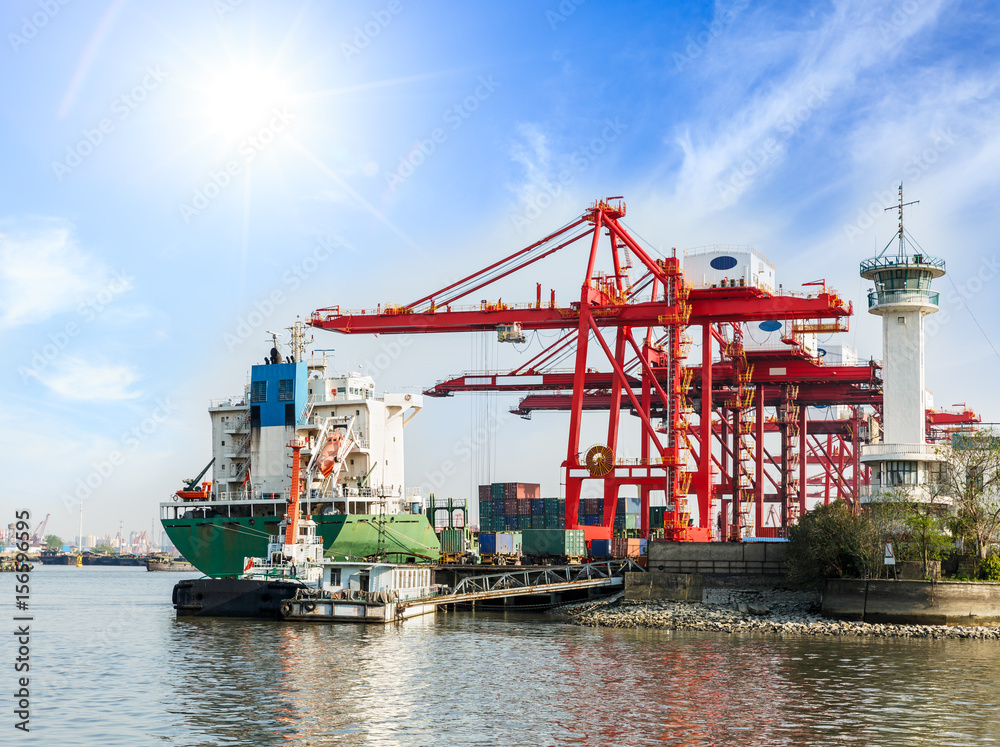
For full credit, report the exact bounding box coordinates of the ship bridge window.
[278,379,294,401]
[251,381,267,403]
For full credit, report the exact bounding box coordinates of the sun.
[200,64,290,141]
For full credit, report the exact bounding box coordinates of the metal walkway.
[417,559,644,607]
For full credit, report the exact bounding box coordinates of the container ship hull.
[162,512,440,577]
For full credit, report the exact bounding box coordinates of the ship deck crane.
[311,199,855,542]
[176,459,215,501]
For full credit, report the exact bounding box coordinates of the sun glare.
[202,65,289,141]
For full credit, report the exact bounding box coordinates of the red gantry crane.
[311,199,862,542]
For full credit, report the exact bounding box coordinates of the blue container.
[479,532,497,555]
[591,539,611,557]
[531,498,545,515]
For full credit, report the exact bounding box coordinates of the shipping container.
[531,498,545,515]
[440,528,466,554]
[522,529,586,558]
[590,539,612,557]
[496,532,522,555]
[625,514,637,529]
[611,537,643,557]
[478,532,497,555]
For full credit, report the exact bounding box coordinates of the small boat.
[146,554,197,572]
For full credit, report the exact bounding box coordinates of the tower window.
[278,379,294,401]
[251,381,267,402]
[897,317,905,325]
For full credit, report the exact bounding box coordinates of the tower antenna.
[885,183,919,258]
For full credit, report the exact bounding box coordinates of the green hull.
[161,514,441,577]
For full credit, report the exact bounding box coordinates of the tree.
[935,430,1000,574]
[786,500,865,584]
[43,534,63,549]
[871,484,951,579]
[92,543,118,555]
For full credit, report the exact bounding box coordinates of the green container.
[625,514,637,529]
[521,529,586,558]
[440,528,465,554]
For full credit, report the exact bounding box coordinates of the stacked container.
[478,483,566,532]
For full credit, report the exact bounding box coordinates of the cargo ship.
[159,321,440,577]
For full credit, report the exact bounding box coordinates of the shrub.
[980,554,1000,582]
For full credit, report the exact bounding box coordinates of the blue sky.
[3,0,1000,542]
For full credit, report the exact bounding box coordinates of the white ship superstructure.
[206,321,422,515]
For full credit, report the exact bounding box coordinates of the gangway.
[430,558,643,606]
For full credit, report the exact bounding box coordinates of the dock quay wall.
[624,572,703,602]
[823,579,1000,625]
[647,541,788,586]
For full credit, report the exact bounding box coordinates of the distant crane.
[29,513,51,545]
[134,531,153,554]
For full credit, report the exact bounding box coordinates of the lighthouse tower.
[860,185,948,503]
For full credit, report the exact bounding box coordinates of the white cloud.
[668,0,950,212]
[29,356,142,401]
[0,222,114,329]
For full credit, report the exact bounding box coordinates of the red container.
[516,483,540,500]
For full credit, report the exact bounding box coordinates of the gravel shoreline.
[569,587,1000,639]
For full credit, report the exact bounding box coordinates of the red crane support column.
[824,434,833,504]
[798,403,808,517]
[698,323,714,532]
[754,385,764,534]
[640,365,651,535]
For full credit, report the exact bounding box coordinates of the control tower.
[859,185,949,503]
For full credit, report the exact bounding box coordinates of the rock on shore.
[570,587,1000,639]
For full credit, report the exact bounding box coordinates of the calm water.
[5,566,1000,746]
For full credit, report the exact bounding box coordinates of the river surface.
[5,566,1000,746]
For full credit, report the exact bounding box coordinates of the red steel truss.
[311,199,856,541]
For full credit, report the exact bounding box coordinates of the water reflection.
[162,611,1000,746]
[24,568,1000,747]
